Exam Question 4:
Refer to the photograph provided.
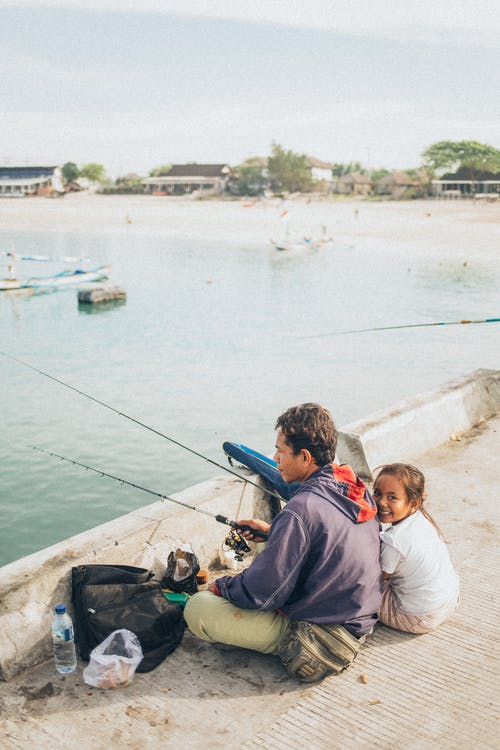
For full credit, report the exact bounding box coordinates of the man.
[184,403,381,682]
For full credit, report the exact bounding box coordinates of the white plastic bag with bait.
[83,628,143,689]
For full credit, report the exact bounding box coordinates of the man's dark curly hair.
[275,403,337,466]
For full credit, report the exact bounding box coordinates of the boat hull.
[0,266,111,291]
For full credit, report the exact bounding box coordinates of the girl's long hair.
[374,463,444,539]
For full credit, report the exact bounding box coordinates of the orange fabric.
[332,464,377,522]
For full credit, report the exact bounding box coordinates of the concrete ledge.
[337,368,500,480]
[0,472,256,681]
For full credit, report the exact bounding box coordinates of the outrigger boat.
[0,250,111,291]
[270,236,334,253]
[270,221,334,254]
[0,266,111,291]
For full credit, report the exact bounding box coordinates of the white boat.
[0,265,111,291]
[271,223,334,254]
[270,237,333,253]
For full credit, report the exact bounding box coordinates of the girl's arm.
[380,539,401,580]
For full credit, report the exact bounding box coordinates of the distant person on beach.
[184,403,382,683]
[374,463,459,633]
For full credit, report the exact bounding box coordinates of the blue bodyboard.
[222,441,299,501]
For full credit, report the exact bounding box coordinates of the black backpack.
[71,564,185,672]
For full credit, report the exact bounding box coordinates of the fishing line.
[28,445,268,539]
[301,316,500,340]
[0,350,282,502]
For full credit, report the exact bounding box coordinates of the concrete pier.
[337,368,500,480]
[0,370,498,749]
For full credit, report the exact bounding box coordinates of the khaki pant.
[184,591,364,683]
[184,590,292,654]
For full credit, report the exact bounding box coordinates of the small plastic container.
[162,590,189,607]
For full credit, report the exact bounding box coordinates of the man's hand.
[234,518,271,543]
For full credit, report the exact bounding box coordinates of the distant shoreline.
[0,194,498,255]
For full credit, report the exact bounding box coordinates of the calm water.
[1,201,499,566]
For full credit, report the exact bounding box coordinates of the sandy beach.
[0,194,499,263]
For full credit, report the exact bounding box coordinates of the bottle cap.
[55,603,66,614]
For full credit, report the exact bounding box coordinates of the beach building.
[306,156,335,192]
[333,171,372,196]
[0,166,63,197]
[142,164,232,196]
[375,171,422,199]
[431,179,500,200]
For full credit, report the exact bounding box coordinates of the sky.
[1,0,500,177]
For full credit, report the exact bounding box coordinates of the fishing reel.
[222,529,251,561]
[216,514,268,561]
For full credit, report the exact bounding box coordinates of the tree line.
[61,140,500,195]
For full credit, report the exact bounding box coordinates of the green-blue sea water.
[1,202,499,566]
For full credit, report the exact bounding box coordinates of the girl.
[373,463,459,634]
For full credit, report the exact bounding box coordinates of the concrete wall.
[0,473,259,681]
[1,368,499,680]
[337,369,500,480]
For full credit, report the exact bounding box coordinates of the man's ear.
[302,449,312,463]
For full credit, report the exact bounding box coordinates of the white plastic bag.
[83,628,143,689]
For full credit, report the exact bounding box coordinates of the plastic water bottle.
[51,603,77,674]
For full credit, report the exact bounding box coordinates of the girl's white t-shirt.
[379,510,459,615]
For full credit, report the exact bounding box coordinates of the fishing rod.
[302,316,500,339]
[0,350,282,502]
[29,444,268,541]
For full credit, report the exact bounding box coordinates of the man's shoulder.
[284,480,340,515]
[278,490,320,522]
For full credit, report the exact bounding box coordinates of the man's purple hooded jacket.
[216,464,382,637]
